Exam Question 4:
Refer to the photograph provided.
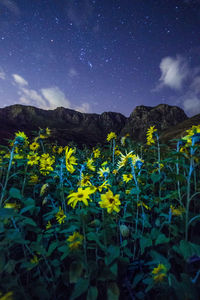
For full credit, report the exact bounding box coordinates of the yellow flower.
[30,142,40,151]
[55,206,66,224]
[67,232,84,251]
[125,189,131,194]
[46,127,51,136]
[170,205,185,216]
[40,153,55,175]
[29,174,39,184]
[67,187,94,209]
[86,158,96,171]
[153,273,166,283]
[78,174,92,187]
[120,136,126,146]
[113,169,118,175]
[115,149,121,156]
[52,145,57,153]
[0,291,13,300]
[27,152,40,166]
[96,180,111,192]
[97,166,110,178]
[122,173,133,183]
[107,132,117,142]
[30,255,39,264]
[116,150,134,170]
[65,146,77,174]
[4,202,20,210]
[152,263,167,283]
[46,221,52,230]
[15,131,28,142]
[93,148,101,158]
[101,161,108,166]
[57,146,64,155]
[99,189,121,214]
[146,126,157,145]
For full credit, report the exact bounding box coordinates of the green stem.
[0,145,15,207]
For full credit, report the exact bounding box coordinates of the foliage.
[0,127,200,299]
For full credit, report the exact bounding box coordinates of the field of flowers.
[0,125,200,300]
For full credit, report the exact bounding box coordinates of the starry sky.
[0,0,200,117]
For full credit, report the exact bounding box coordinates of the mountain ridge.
[0,103,198,147]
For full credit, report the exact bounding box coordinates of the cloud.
[75,102,90,113]
[11,73,91,113]
[12,74,28,86]
[41,87,71,109]
[68,68,79,78]
[18,87,47,108]
[0,0,20,16]
[155,55,189,91]
[182,96,200,116]
[0,68,6,80]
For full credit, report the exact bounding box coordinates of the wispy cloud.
[0,68,6,80]
[41,87,71,109]
[11,73,91,113]
[12,74,28,86]
[68,67,79,78]
[0,0,20,16]
[154,55,189,91]
[75,102,90,113]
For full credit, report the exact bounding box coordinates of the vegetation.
[0,125,200,300]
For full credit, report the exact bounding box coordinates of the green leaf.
[70,278,89,300]
[107,282,119,300]
[130,187,141,195]
[155,233,170,245]
[105,245,120,266]
[173,240,200,260]
[47,241,59,256]
[87,286,98,300]
[69,261,83,284]
[87,232,106,251]
[9,187,22,200]
[22,217,37,227]
[140,236,152,255]
[132,273,144,288]
[0,208,15,218]
[150,173,162,183]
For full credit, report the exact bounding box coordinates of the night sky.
[0,0,200,117]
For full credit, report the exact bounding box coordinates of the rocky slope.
[0,103,198,147]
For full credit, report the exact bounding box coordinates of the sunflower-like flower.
[146,126,157,145]
[57,146,64,155]
[117,151,136,170]
[122,173,133,183]
[99,189,121,214]
[39,153,55,175]
[15,131,28,146]
[170,205,185,216]
[78,174,92,187]
[30,142,40,152]
[4,202,20,210]
[106,132,117,142]
[29,174,39,184]
[65,146,77,174]
[67,187,94,209]
[67,232,84,251]
[97,166,110,178]
[86,158,96,171]
[55,206,66,224]
[152,264,167,283]
[93,148,101,158]
[96,180,111,192]
[27,152,40,166]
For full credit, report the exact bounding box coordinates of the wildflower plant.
[0,125,200,299]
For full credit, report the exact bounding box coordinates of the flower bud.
[120,224,129,238]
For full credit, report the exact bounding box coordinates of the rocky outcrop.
[0,104,127,147]
[120,104,188,142]
[1,103,198,148]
